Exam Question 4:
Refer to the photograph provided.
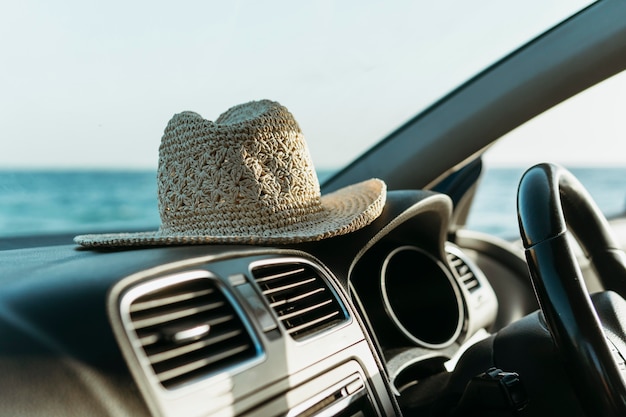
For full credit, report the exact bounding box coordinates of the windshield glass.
[1,1,592,237]
[468,68,626,238]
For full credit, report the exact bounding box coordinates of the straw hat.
[74,100,386,247]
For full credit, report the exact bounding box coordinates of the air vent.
[446,250,480,293]
[124,273,260,389]
[252,261,347,340]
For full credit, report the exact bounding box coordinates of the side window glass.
[467,70,626,239]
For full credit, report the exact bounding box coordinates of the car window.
[467,69,626,239]
[1,1,592,172]
[0,1,593,237]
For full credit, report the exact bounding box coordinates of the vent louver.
[125,274,259,389]
[447,250,481,293]
[252,262,347,340]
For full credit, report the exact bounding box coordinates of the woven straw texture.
[75,100,386,247]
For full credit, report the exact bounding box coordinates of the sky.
[484,68,626,167]
[3,0,613,171]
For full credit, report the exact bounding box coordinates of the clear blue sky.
[4,0,612,171]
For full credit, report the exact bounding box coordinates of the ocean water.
[467,167,626,239]
[0,171,160,237]
[1,168,626,239]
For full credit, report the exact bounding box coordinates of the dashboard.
[0,189,532,417]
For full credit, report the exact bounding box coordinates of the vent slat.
[130,288,215,312]
[261,277,316,296]
[138,314,236,347]
[457,265,470,276]
[286,311,341,335]
[252,262,347,340]
[156,343,251,383]
[125,275,259,389]
[269,288,325,309]
[254,268,306,283]
[463,277,480,292]
[449,258,463,268]
[148,329,243,364]
[277,299,332,321]
[138,334,159,346]
[132,301,225,330]
[459,272,474,282]
[447,250,481,294]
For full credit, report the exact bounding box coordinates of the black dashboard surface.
[0,190,507,417]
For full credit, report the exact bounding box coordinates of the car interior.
[2,1,626,417]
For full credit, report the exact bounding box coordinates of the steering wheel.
[517,163,626,416]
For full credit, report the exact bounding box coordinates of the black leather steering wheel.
[517,163,626,416]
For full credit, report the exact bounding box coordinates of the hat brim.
[74,179,386,247]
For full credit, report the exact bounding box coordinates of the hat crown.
[157,100,322,234]
[74,99,386,247]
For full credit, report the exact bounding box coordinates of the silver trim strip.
[285,373,366,417]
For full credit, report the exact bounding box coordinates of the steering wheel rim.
[517,163,626,416]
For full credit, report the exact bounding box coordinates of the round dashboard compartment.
[381,246,464,349]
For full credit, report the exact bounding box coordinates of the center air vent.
[122,272,260,390]
[251,261,348,340]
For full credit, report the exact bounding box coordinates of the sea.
[2,167,626,240]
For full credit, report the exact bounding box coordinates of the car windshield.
[1,1,593,237]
